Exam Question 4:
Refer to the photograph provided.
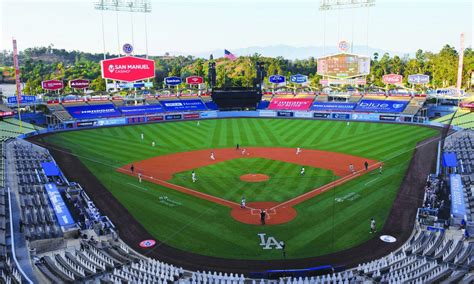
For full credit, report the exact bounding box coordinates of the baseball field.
[41,118,438,260]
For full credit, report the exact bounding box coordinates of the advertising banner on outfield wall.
[127,117,146,124]
[331,113,351,119]
[268,98,313,111]
[147,115,164,121]
[294,111,313,118]
[184,113,200,119]
[311,102,357,111]
[379,115,399,121]
[277,111,294,117]
[96,117,127,126]
[313,112,331,118]
[200,111,218,118]
[118,105,164,116]
[355,100,409,113]
[65,104,121,119]
[76,121,96,127]
[351,113,380,121]
[165,114,183,120]
[161,99,207,112]
[259,110,277,117]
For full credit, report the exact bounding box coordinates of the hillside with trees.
[0,45,472,94]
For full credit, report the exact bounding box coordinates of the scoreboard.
[317,53,370,79]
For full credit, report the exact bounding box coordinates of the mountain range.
[179,44,413,60]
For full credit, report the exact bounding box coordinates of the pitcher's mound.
[240,174,270,182]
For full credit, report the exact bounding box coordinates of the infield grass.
[41,118,439,260]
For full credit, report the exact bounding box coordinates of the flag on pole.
[224,49,237,61]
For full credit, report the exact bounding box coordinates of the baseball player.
[191,170,197,183]
[210,151,215,160]
[379,164,383,174]
[241,148,246,156]
[349,164,355,174]
[300,166,305,176]
[197,121,200,126]
[138,173,142,183]
[296,147,302,155]
[370,218,376,233]
[140,133,144,140]
[152,141,155,147]
[241,196,246,208]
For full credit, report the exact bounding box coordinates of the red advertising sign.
[42,80,64,91]
[382,74,403,85]
[0,111,14,117]
[186,76,204,85]
[268,98,314,111]
[69,79,90,89]
[101,56,155,82]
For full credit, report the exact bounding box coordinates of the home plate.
[380,235,397,243]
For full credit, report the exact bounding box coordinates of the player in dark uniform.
[260,209,266,225]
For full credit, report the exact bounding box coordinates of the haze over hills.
[182,44,413,60]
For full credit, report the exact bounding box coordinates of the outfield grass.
[170,158,337,203]
[42,118,439,260]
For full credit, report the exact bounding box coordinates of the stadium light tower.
[94,0,152,57]
[319,0,375,10]
[319,0,376,54]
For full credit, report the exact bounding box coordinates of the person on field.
[241,196,246,208]
[379,164,383,174]
[370,218,376,233]
[130,164,134,173]
[196,121,200,126]
[138,173,142,183]
[364,161,369,171]
[141,133,144,140]
[152,141,155,147]
[300,166,305,176]
[349,164,355,174]
[192,170,197,183]
[296,147,302,155]
[260,209,266,225]
[236,144,240,150]
[241,148,246,156]
[210,151,215,161]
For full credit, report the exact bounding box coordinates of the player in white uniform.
[140,133,144,140]
[370,218,376,233]
[300,166,305,176]
[192,170,197,182]
[241,196,246,208]
[296,147,302,155]
[210,152,215,160]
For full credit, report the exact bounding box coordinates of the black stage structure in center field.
[209,61,265,111]
[211,87,262,111]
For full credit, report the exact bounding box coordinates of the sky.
[0,0,472,56]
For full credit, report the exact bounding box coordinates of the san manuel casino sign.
[101,56,155,82]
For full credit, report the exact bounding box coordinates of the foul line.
[270,162,382,211]
[365,177,380,185]
[126,183,148,191]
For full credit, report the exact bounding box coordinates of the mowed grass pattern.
[170,158,337,203]
[42,119,439,260]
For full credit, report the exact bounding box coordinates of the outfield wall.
[22,109,453,140]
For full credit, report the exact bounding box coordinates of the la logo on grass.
[258,233,284,250]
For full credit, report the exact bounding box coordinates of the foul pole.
[456,33,465,105]
[12,38,22,131]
